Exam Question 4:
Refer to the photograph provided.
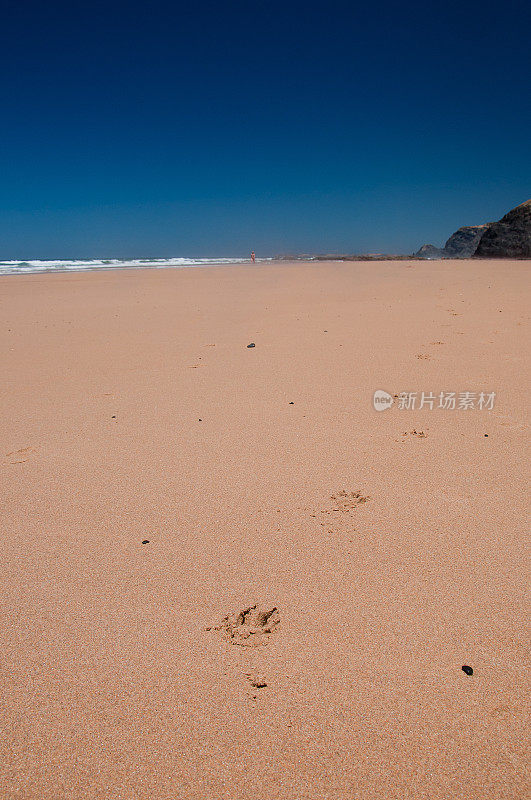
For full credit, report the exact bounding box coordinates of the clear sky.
[1,0,530,258]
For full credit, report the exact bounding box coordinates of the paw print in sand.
[206,605,280,647]
[330,490,370,512]
[5,446,35,465]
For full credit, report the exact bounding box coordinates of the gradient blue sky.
[1,0,530,258]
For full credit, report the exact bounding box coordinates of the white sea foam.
[0,257,268,275]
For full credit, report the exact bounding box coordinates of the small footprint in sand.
[206,605,280,647]
[401,429,427,439]
[246,674,267,688]
[416,353,431,359]
[430,341,445,345]
[5,446,34,464]
[329,490,370,512]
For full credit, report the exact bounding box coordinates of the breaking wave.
[0,257,265,275]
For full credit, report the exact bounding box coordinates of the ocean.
[0,257,268,276]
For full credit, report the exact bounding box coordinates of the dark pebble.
[484,434,488,437]
[289,401,294,405]
[247,343,255,348]
[462,665,473,676]
[199,418,202,421]
[142,540,150,544]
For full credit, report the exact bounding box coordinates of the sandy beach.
[1,259,529,799]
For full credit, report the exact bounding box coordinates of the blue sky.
[1,0,529,257]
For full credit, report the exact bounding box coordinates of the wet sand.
[1,259,529,799]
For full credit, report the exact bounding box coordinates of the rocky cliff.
[443,224,491,258]
[415,223,492,259]
[474,200,531,258]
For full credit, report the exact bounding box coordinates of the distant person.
[251,251,255,263]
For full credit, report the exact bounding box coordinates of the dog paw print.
[398,429,427,442]
[5,446,35,464]
[205,605,280,647]
[330,490,370,512]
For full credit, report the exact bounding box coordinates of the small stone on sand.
[462,665,474,676]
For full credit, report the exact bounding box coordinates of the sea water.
[0,257,268,276]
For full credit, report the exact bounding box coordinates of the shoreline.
[3,254,528,278]
[0,257,267,277]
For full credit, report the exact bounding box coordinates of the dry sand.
[0,259,529,799]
